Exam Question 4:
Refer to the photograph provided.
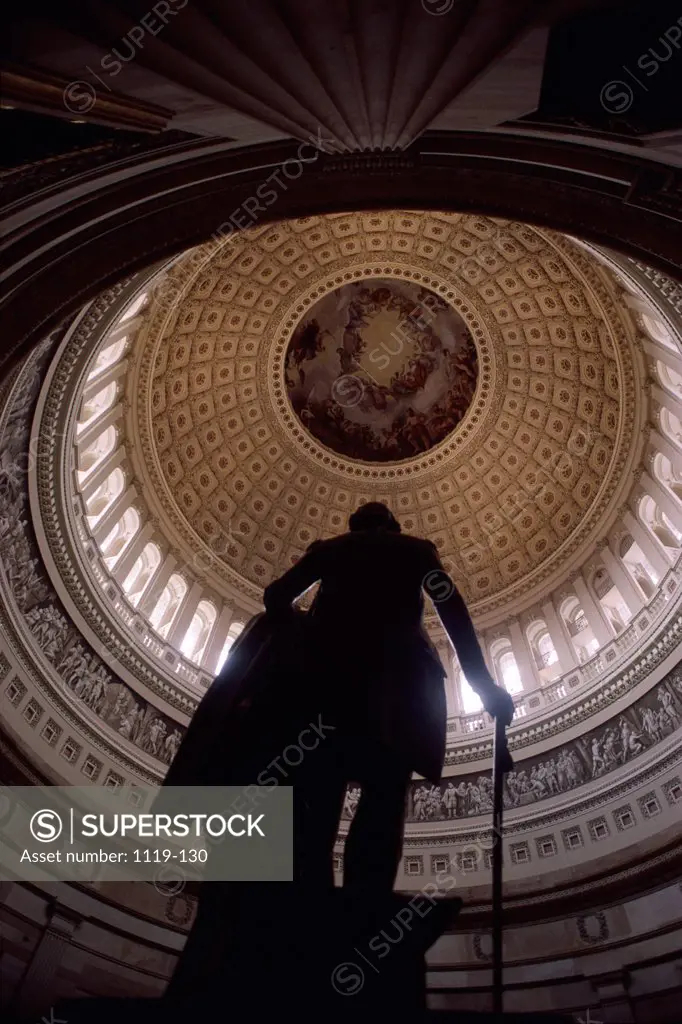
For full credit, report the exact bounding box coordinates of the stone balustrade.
[447,563,682,742]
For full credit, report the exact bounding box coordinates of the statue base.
[46,886,573,1022]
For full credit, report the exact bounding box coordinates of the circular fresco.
[283,278,479,462]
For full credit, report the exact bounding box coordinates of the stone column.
[623,292,655,319]
[202,604,235,674]
[449,662,464,716]
[482,633,500,686]
[648,426,682,472]
[112,519,155,585]
[75,400,123,452]
[452,660,477,713]
[622,509,670,579]
[652,382,682,422]
[640,468,682,528]
[11,902,81,1021]
[91,484,138,546]
[642,337,682,376]
[572,574,613,647]
[81,355,128,401]
[79,444,126,503]
[599,544,644,618]
[137,553,177,617]
[541,599,578,672]
[167,580,204,648]
[438,644,459,716]
[508,618,539,690]
[108,315,141,343]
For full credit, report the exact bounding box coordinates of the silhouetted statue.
[262,501,515,890]
[150,503,517,1019]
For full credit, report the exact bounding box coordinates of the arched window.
[560,596,597,663]
[538,632,558,668]
[619,534,658,598]
[77,382,118,435]
[77,425,118,481]
[561,598,587,637]
[527,619,560,680]
[122,543,161,607]
[652,453,682,505]
[660,408,682,452]
[641,314,677,350]
[119,291,148,322]
[216,622,244,672]
[657,361,682,401]
[100,507,140,569]
[149,574,187,639]
[490,638,523,695]
[640,495,682,552]
[453,661,483,714]
[499,651,523,694]
[591,567,631,633]
[181,600,217,664]
[85,468,125,524]
[88,338,128,380]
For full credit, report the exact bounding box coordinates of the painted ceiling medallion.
[284,278,478,462]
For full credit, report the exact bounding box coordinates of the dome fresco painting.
[284,278,479,462]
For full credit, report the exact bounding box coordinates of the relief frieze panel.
[396,666,682,825]
[0,338,184,774]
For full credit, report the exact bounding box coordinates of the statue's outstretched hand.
[481,684,515,727]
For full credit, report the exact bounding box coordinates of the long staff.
[491,715,514,1015]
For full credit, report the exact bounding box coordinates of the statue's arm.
[421,542,514,723]
[421,542,496,694]
[262,541,324,613]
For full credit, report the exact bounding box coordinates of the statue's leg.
[293,746,347,887]
[163,881,235,1009]
[343,751,412,890]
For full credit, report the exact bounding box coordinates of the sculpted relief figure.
[119,704,143,741]
[619,717,644,759]
[7,556,46,609]
[641,705,663,742]
[443,782,457,818]
[74,668,95,700]
[658,688,680,728]
[162,728,183,765]
[84,665,110,715]
[342,786,361,820]
[403,673,679,823]
[25,604,67,661]
[58,643,90,687]
[146,718,167,757]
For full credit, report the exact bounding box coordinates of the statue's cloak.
[159,609,311,789]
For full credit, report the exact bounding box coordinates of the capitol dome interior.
[1,2,682,1022]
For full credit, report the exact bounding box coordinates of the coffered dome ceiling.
[124,210,644,617]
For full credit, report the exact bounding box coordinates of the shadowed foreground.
[45,888,573,1023]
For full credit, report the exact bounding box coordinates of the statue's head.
[349,501,401,534]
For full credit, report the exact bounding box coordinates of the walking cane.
[491,715,514,1016]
